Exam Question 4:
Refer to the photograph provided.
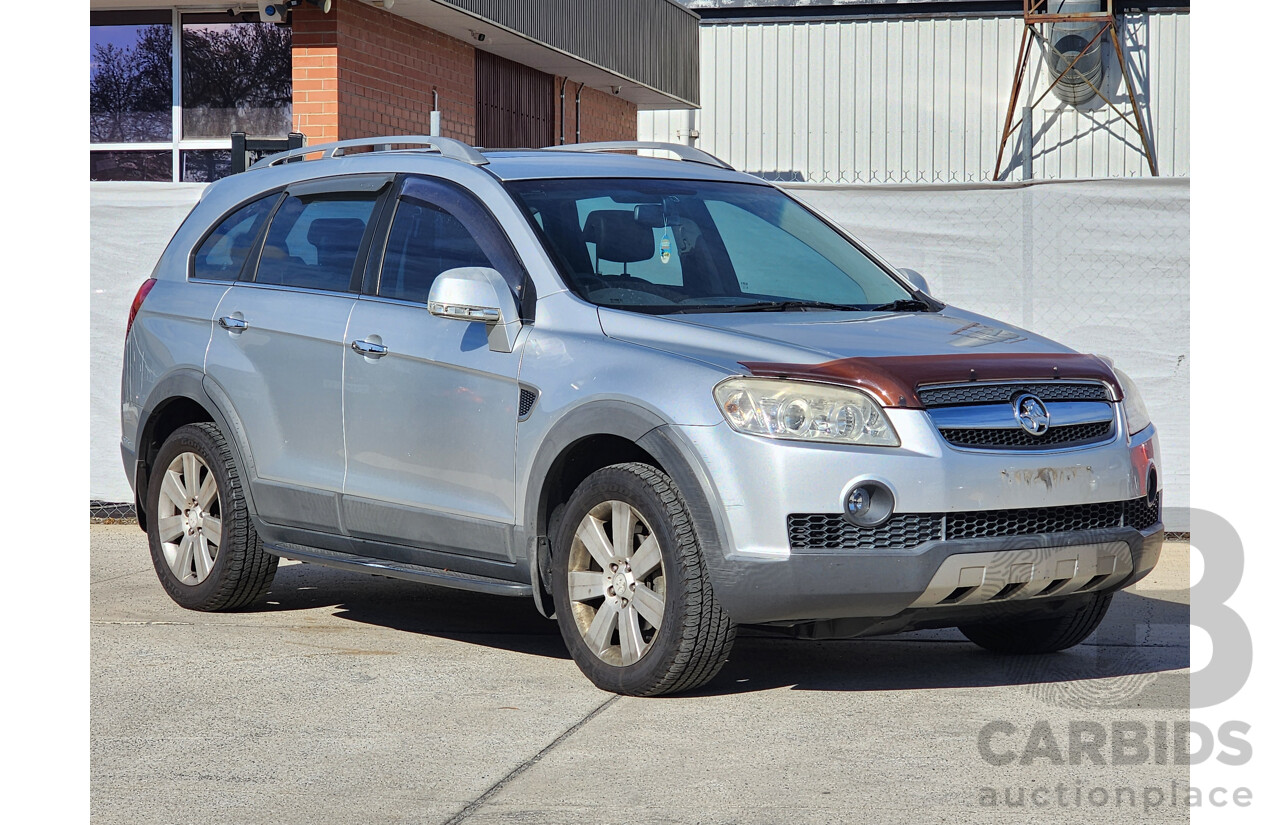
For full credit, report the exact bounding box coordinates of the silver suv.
[122,137,1163,696]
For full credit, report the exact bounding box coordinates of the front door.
[341,175,529,562]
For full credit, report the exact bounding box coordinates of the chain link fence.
[91,500,137,524]
[785,177,1190,531]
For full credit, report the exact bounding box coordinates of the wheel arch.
[135,370,258,530]
[522,402,732,618]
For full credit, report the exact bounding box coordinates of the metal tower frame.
[994,0,1158,180]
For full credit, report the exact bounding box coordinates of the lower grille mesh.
[945,500,1125,540]
[1124,493,1162,531]
[788,495,1162,550]
[787,513,942,550]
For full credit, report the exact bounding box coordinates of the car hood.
[597,305,1076,374]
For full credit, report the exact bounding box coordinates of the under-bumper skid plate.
[909,541,1133,608]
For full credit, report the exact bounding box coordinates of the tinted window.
[255,194,377,292]
[191,196,276,281]
[508,178,913,314]
[181,15,292,139]
[90,12,173,143]
[396,177,528,300]
[380,198,497,304]
[89,150,171,182]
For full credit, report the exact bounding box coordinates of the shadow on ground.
[260,562,1188,698]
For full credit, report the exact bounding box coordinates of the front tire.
[551,463,735,696]
[959,593,1113,654]
[146,422,277,611]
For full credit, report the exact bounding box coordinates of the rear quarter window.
[190,195,277,281]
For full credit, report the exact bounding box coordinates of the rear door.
[341,175,529,563]
[205,174,391,539]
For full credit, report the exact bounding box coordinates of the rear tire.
[146,422,277,611]
[551,463,735,696]
[959,593,1113,654]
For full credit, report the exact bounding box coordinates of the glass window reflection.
[90,12,173,143]
[181,15,292,140]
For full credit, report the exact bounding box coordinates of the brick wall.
[553,77,639,144]
[291,2,475,146]
[291,7,338,145]
[291,4,637,149]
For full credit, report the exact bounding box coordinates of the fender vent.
[518,387,539,420]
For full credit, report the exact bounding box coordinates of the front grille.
[787,512,943,550]
[940,421,1113,450]
[788,495,1159,550]
[918,382,1110,408]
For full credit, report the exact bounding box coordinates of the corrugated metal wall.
[640,12,1189,182]
[475,50,555,148]
[441,0,701,106]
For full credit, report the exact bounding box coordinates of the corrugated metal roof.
[677,1,1189,12]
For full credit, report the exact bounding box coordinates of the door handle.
[218,315,248,332]
[351,339,389,358]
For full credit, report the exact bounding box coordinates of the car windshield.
[506,178,920,314]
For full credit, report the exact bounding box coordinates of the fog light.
[844,482,894,528]
[1146,468,1159,507]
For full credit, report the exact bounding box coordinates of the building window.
[89,9,291,183]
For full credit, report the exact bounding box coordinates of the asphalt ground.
[91,524,1190,824]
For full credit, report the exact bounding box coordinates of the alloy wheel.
[567,500,666,666]
[155,451,223,585]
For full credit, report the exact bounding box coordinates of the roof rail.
[248,135,489,170]
[542,141,733,170]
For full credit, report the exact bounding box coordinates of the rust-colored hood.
[740,352,1121,409]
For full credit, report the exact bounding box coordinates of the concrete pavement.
[91,524,1190,824]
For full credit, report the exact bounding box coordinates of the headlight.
[1113,368,1152,435]
[713,378,900,446]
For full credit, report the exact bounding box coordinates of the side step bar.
[263,542,533,598]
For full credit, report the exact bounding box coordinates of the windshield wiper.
[870,298,935,312]
[667,300,863,314]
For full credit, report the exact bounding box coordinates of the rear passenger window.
[254,194,377,292]
[191,195,276,281]
[379,198,496,304]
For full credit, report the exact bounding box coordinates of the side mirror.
[897,267,931,296]
[428,267,522,353]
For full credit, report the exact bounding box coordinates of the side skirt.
[263,541,533,598]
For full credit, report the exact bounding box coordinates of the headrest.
[307,218,366,250]
[582,210,654,264]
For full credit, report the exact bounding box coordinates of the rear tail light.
[126,278,158,339]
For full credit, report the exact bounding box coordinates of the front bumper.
[669,412,1162,625]
[706,524,1162,625]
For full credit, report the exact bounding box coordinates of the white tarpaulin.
[91,183,205,503]
[90,178,1189,529]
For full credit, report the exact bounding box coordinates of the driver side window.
[379,197,496,304]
